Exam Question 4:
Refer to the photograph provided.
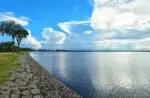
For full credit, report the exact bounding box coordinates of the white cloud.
[93,39,134,49]
[57,20,96,49]
[40,0,150,50]
[91,0,150,31]
[134,38,150,50]
[100,31,117,39]
[2,2,150,50]
[23,27,66,49]
[84,31,93,34]
[23,30,42,49]
[41,27,66,44]
[55,0,150,50]
[0,12,29,26]
[85,0,150,50]
[93,37,150,50]
[58,20,91,35]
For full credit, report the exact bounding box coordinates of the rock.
[31,89,40,95]
[26,68,31,72]
[1,86,10,91]
[11,88,20,96]
[19,86,29,91]
[27,73,33,79]
[0,95,9,98]
[8,82,16,87]
[11,94,20,98]
[16,68,24,73]
[22,95,32,98]
[21,73,32,81]
[15,79,27,86]
[33,95,41,98]
[28,84,37,89]
[0,54,82,98]
[9,77,15,82]
[31,79,39,84]
[0,85,2,90]
[22,90,30,96]
[1,90,10,95]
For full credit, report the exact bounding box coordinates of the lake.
[30,52,150,98]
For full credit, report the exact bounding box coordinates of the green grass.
[0,52,23,84]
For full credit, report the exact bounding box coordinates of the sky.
[0,0,150,50]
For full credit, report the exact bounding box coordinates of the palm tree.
[15,28,29,53]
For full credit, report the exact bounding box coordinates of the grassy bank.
[0,52,22,84]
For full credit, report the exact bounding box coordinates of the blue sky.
[0,0,92,39]
[0,0,150,50]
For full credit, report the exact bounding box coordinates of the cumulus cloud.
[2,1,150,50]
[57,20,97,49]
[38,0,150,50]
[58,20,91,35]
[84,31,93,34]
[134,38,150,50]
[0,12,29,26]
[23,27,67,50]
[23,30,42,49]
[93,37,150,50]
[91,0,150,31]
[86,0,150,49]
[41,27,66,44]
[38,27,67,49]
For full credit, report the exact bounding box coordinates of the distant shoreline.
[33,50,150,52]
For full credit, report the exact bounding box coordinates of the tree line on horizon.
[0,20,29,53]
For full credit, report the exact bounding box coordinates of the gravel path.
[0,53,82,98]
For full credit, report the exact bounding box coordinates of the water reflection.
[89,52,150,97]
[57,53,68,80]
[30,52,150,98]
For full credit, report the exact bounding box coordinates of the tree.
[15,28,29,53]
[0,20,29,53]
[0,20,18,52]
[0,21,5,36]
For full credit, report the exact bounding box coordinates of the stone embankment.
[0,53,82,98]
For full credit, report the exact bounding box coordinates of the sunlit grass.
[0,52,23,84]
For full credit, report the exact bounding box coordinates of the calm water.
[30,52,150,98]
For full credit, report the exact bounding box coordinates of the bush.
[0,41,16,52]
[0,41,34,52]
